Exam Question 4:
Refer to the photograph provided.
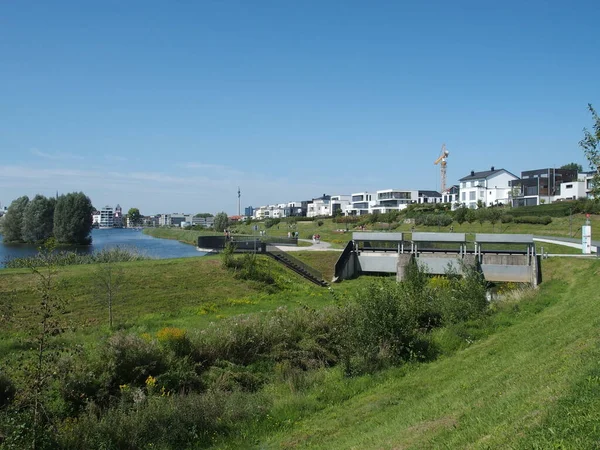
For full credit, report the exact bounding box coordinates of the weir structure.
[334,231,541,287]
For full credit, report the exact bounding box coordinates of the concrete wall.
[357,253,400,273]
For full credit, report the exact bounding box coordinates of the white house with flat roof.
[459,167,519,208]
[345,192,376,215]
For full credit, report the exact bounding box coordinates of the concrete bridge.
[334,231,541,287]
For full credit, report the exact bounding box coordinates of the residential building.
[307,194,332,218]
[331,195,351,216]
[554,172,596,201]
[191,216,214,228]
[284,202,303,217]
[459,167,519,208]
[159,214,171,226]
[92,211,101,226]
[99,205,114,228]
[417,190,443,204]
[113,204,123,228]
[442,185,460,207]
[509,168,577,207]
[345,192,375,215]
[370,189,417,214]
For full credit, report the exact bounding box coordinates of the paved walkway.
[533,235,598,253]
[272,239,340,252]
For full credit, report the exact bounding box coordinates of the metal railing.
[266,245,323,283]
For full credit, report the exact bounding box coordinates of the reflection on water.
[0,228,206,267]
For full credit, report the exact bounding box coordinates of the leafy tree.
[560,162,583,172]
[476,207,489,226]
[22,195,55,243]
[195,212,214,218]
[488,208,503,232]
[53,192,94,245]
[454,206,468,225]
[580,104,600,200]
[465,208,476,224]
[213,212,229,232]
[0,196,29,242]
[127,208,142,227]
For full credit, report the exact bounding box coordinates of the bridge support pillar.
[396,254,415,282]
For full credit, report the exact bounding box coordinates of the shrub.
[0,372,16,408]
[101,332,167,391]
[157,327,192,357]
[58,390,269,449]
[415,214,453,227]
[513,215,552,225]
[264,218,280,229]
[500,214,514,223]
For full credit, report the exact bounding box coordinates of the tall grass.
[4,247,150,268]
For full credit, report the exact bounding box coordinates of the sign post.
[582,214,592,255]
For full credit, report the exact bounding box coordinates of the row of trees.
[0,192,94,245]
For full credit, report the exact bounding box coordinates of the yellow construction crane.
[434,144,450,192]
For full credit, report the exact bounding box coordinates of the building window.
[566,184,573,189]
[469,191,476,201]
[480,191,484,198]
[461,192,466,201]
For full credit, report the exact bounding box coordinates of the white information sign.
[582,225,592,254]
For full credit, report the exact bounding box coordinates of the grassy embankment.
[0,255,345,357]
[1,248,600,447]
[215,257,600,448]
[144,214,594,255]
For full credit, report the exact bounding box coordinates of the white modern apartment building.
[331,195,351,216]
[345,192,376,215]
[307,195,331,218]
[459,167,519,208]
[99,205,114,228]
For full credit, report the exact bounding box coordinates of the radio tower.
[237,187,241,216]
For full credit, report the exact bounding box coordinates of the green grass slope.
[234,258,600,449]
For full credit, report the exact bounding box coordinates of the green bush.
[415,213,453,227]
[57,391,269,449]
[264,218,280,229]
[101,332,167,391]
[500,214,514,223]
[0,372,16,409]
[513,215,552,225]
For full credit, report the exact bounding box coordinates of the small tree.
[12,240,69,449]
[93,250,124,329]
[580,104,600,200]
[488,208,503,232]
[0,196,30,243]
[213,212,229,232]
[476,207,489,226]
[127,208,142,227]
[454,206,468,225]
[465,208,476,225]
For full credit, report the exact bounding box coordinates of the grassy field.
[0,255,343,360]
[2,245,600,448]
[215,257,600,448]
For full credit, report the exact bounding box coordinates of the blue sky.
[1,1,598,214]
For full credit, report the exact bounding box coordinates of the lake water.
[0,228,206,267]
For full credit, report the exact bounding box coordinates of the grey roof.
[418,190,442,197]
[459,168,518,182]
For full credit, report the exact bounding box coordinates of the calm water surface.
[0,228,206,267]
